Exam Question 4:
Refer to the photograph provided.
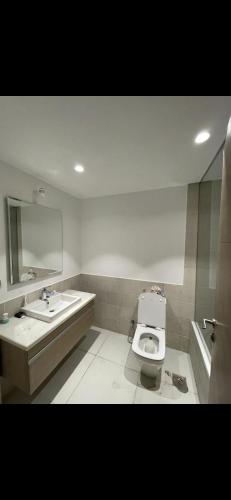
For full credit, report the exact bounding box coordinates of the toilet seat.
[132,324,165,363]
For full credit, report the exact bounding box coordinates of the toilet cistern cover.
[138,292,166,329]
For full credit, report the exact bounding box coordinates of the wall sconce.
[32,187,46,204]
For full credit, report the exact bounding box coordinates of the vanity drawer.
[28,306,94,394]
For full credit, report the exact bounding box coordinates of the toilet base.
[140,361,162,379]
[138,362,163,390]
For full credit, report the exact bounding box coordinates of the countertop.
[0,290,95,351]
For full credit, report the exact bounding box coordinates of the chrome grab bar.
[202,318,217,329]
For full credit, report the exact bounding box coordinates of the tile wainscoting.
[0,272,194,397]
[78,274,193,353]
[0,274,82,319]
[0,268,196,401]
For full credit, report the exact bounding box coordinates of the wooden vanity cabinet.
[0,301,94,395]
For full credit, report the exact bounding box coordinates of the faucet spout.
[41,288,54,301]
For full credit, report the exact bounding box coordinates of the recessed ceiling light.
[194,131,211,144]
[74,164,85,173]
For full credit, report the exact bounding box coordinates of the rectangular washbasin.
[21,293,81,323]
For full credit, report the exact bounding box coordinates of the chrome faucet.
[41,288,55,301]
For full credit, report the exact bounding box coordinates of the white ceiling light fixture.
[74,164,85,173]
[194,130,211,145]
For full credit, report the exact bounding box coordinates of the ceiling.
[0,95,230,199]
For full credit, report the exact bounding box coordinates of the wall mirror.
[6,197,63,285]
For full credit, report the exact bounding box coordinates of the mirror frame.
[6,196,63,286]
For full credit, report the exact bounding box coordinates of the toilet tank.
[138,292,166,329]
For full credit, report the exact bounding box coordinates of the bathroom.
[0,95,231,404]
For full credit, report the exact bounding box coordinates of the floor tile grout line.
[79,352,198,400]
[67,329,199,403]
[133,384,139,404]
[95,354,198,395]
[94,329,198,390]
[78,330,115,357]
[64,354,96,404]
[65,351,198,403]
[32,349,97,405]
[53,330,115,403]
[79,336,199,396]
[65,353,139,405]
[65,345,139,404]
[96,353,139,373]
[68,331,140,402]
[8,328,198,404]
[94,332,114,355]
[79,350,198,399]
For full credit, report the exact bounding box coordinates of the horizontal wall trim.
[0,270,184,306]
[80,272,183,286]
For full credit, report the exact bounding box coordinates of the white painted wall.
[81,187,188,285]
[0,160,188,303]
[0,161,81,302]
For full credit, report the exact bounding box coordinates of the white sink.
[21,293,81,323]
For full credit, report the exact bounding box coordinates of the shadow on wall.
[81,186,187,285]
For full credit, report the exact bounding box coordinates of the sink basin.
[21,293,81,323]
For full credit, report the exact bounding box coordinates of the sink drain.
[49,309,55,313]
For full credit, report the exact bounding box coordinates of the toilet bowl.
[132,292,166,381]
[133,324,165,379]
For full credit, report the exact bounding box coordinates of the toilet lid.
[138,293,166,329]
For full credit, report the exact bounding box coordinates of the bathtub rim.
[191,321,211,377]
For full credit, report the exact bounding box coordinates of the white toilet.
[132,292,166,381]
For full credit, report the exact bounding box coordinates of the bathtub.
[190,321,211,404]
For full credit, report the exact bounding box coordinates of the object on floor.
[165,370,189,393]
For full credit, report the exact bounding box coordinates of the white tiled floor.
[5,327,199,404]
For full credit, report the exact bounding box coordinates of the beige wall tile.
[87,275,194,348]
[179,337,190,353]
[164,284,183,302]
[0,274,81,317]
[4,296,24,317]
[166,331,189,353]
[81,260,198,353]
[27,290,41,304]
[94,301,120,333]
